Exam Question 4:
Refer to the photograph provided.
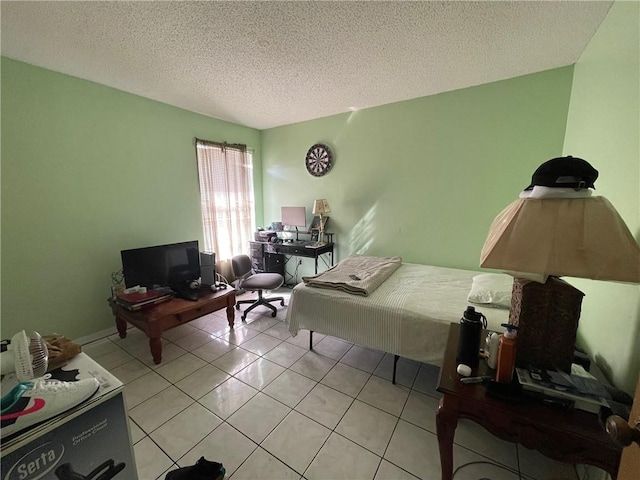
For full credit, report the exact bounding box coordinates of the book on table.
[515,367,610,414]
[115,290,173,310]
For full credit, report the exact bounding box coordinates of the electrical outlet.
[298,260,302,265]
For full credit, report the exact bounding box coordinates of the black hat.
[524,155,598,190]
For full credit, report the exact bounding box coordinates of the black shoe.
[165,457,225,480]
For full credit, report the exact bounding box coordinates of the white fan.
[0,330,49,380]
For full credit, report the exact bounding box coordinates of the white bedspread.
[286,263,510,366]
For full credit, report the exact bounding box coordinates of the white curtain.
[196,139,255,281]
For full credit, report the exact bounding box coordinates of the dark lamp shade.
[480,196,640,283]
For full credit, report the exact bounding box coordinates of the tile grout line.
[89,305,535,480]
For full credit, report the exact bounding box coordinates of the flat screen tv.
[121,241,200,289]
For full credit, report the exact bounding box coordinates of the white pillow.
[467,274,513,309]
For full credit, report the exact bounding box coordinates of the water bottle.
[457,306,487,367]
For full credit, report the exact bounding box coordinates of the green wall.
[1,57,261,340]
[3,4,637,394]
[562,0,640,394]
[262,67,574,276]
[260,2,640,394]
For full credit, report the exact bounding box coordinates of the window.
[195,140,255,277]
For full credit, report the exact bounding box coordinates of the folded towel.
[302,255,402,296]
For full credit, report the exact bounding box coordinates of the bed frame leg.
[310,330,313,350]
[393,355,399,384]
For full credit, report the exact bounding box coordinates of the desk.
[108,287,236,364]
[436,323,621,480]
[268,241,334,275]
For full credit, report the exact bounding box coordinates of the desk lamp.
[312,199,331,245]
[480,156,640,372]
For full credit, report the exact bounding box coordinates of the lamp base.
[508,276,584,372]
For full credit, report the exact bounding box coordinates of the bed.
[285,257,511,378]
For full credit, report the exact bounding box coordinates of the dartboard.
[305,144,333,177]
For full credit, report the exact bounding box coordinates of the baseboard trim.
[74,326,120,345]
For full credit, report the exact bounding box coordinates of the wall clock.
[305,143,333,177]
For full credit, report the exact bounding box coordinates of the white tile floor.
[83,289,594,480]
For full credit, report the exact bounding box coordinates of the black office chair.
[231,254,285,321]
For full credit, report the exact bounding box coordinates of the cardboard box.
[1,353,137,479]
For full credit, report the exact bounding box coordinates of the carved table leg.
[149,337,162,364]
[226,296,235,329]
[436,395,459,480]
[116,317,128,339]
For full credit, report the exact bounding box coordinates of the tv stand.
[108,287,236,364]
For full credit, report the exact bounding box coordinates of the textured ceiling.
[1,1,613,130]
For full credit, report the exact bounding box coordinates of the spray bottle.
[495,323,518,383]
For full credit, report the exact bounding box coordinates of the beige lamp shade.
[312,199,331,215]
[480,196,640,283]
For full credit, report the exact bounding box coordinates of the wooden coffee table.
[108,288,236,364]
[436,322,621,480]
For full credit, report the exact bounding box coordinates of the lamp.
[312,199,331,245]
[480,159,640,372]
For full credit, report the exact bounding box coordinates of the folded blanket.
[302,255,402,296]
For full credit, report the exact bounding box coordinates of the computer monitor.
[281,206,306,242]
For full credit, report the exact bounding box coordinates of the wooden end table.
[108,288,236,364]
[436,323,621,480]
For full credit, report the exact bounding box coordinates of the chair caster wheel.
[280,300,285,306]
[271,312,277,317]
[241,315,247,321]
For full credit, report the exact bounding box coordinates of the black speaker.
[200,251,216,286]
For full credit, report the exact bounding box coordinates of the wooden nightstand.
[436,322,621,480]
